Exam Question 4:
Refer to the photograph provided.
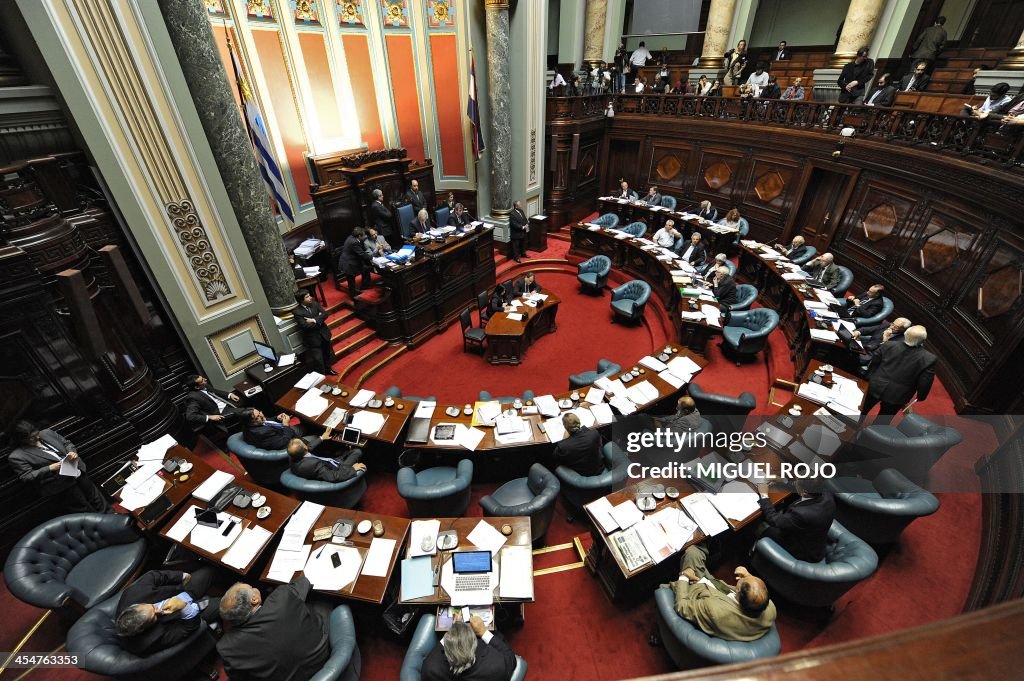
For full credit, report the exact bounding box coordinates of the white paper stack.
[626,380,660,406]
[542,417,567,442]
[797,381,834,405]
[589,402,615,426]
[190,513,244,553]
[609,394,637,415]
[350,410,386,435]
[119,476,165,511]
[362,538,398,577]
[635,517,674,564]
[295,388,329,418]
[414,401,437,419]
[609,500,644,530]
[586,497,619,533]
[294,372,325,390]
[166,506,200,541]
[708,482,761,521]
[701,304,722,327]
[650,505,698,551]
[349,389,375,408]
[584,387,605,404]
[279,501,324,552]
[192,470,234,502]
[137,433,177,462]
[498,546,534,599]
[223,525,272,570]
[681,493,730,536]
[323,408,347,429]
[267,543,312,582]
[533,395,560,418]
[468,520,508,554]
[639,355,668,372]
[568,407,596,429]
[125,461,162,489]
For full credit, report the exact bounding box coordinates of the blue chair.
[610,280,651,322]
[619,221,647,238]
[660,195,677,210]
[854,296,893,328]
[577,255,612,293]
[700,258,737,278]
[396,203,415,239]
[435,206,450,228]
[480,464,561,544]
[280,464,368,509]
[731,217,750,247]
[730,284,758,311]
[4,513,146,610]
[687,382,755,435]
[397,459,474,517]
[591,212,619,230]
[791,245,817,266]
[228,432,289,488]
[721,308,778,363]
[827,469,940,545]
[66,594,215,681]
[384,386,437,403]
[314,604,362,681]
[479,389,535,403]
[832,265,855,297]
[751,520,878,609]
[654,586,780,668]
[569,359,622,389]
[400,614,527,681]
[845,413,962,486]
[555,442,630,512]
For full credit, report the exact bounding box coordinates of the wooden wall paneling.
[603,135,644,196]
[834,179,917,267]
[645,142,692,194]
[693,148,744,212]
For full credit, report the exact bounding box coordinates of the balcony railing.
[546,94,1024,169]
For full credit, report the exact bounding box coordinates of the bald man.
[670,543,776,641]
[659,395,703,431]
[804,252,841,290]
[863,324,936,415]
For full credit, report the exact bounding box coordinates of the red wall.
[385,34,426,163]
[429,34,465,177]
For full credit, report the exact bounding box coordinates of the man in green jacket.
[669,543,776,641]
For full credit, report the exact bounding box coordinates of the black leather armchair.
[687,382,755,434]
[4,513,146,610]
[397,459,474,517]
[555,442,629,512]
[826,469,940,544]
[66,594,214,681]
[846,413,962,485]
[479,464,561,544]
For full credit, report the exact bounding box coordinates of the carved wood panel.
[694,150,742,206]
[743,160,797,214]
[646,144,691,191]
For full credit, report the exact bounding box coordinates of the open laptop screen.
[453,551,492,573]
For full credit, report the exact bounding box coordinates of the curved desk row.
[596,197,740,255]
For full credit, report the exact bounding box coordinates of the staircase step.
[330,319,369,343]
[337,339,391,382]
[354,345,409,388]
[332,329,377,359]
[327,309,356,328]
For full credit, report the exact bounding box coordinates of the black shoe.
[514,258,522,263]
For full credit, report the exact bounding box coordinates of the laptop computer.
[836,325,864,351]
[405,417,431,444]
[451,551,494,603]
[757,422,794,450]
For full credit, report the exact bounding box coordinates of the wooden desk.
[261,508,410,604]
[123,447,217,529]
[596,197,739,256]
[484,288,561,365]
[398,516,533,606]
[159,479,300,575]
[277,381,415,445]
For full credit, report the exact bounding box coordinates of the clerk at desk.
[513,272,541,296]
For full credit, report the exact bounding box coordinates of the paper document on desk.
[586,223,602,231]
[468,520,508,554]
[137,434,177,461]
[626,380,660,406]
[506,312,524,321]
[267,543,311,582]
[305,545,363,591]
[635,517,674,564]
[295,388,329,418]
[708,482,761,521]
[279,501,325,552]
[542,417,567,442]
[639,355,668,372]
[119,475,165,511]
[414,401,437,419]
[533,395,560,418]
[658,369,688,389]
[493,418,532,445]
[166,506,200,541]
[650,505,698,551]
[409,520,441,557]
[499,546,534,599]
[586,496,619,533]
[809,329,840,342]
[611,527,652,572]
[569,407,596,429]
[594,377,626,396]
[815,290,840,305]
[609,394,637,415]
[323,408,347,430]
[294,372,325,390]
[589,402,615,426]
[126,461,161,488]
[474,401,502,426]
[613,231,629,240]
[362,537,398,577]
[349,389,375,408]
[192,469,234,502]
[681,493,730,536]
[833,319,857,332]
[701,304,722,327]
[350,410,386,436]
[584,387,605,404]
[797,382,833,405]
[223,525,272,570]
[190,512,244,553]
[804,301,829,309]
[782,272,809,281]
[610,500,645,531]
[826,400,860,417]
[668,356,702,379]
[680,310,704,321]
[457,425,487,451]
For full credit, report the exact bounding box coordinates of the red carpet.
[0,236,990,681]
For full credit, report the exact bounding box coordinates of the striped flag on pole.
[228,44,295,224]
[467,53,485,160]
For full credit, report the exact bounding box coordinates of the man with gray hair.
[712,265,739,307]
[863,324,936,415]
[422,615,517,681]
[702,253,728,281]
[410,207,432,235]
[217,576,331,681]
[368,187,395,247]
[803,252,841,290]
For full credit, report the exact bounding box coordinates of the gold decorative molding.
[167,200,231,302]
[484,0,509,8]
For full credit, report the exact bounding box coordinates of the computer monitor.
[453,551,492,574]
[253,341,278,365]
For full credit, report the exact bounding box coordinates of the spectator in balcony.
[759,75,781,99]
[548,71,567,95]
[962,65,991,95]
[864,73,896,107]
[909,15,947,69]
[694,75,712,96]
[602,64,613,92]
[773,40,791,61]
[658,62,670,88]
[899,61,931,92]
[605,100,615,118]
[634,76,647,94]
[614,43,628,91]
[629,40,653,83]
[745,62,769,96]
[669,79,689,95]
[781,77,805,101]
[708,79,723,97]
[963,82,1012,117]
[724,40,747,86]
[737,84,756,105]
[837,48,875,104]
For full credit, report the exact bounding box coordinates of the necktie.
[39,441,63,460]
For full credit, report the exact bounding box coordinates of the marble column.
[583,0,608,68]
[485,0,512,221]
[697,0,737,69]
[830,0,887,68]
[157,0,296,314]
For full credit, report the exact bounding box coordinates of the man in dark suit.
[367,189,395,246]
[864,72,896,106]
[9,421,109,513]
[712,266,739,307]
[837,48,874,104]
[851,317,911,368]
[773,40,790,61]
[410,208,432,235]
[693,200,717,222]
[293,290,336,376]
[551,413,604,476]
[909,16,946,68]
[183,374,241,429]
[784,235,808,261]
[615,180,638,200]
[447,203,475,228]
[241,408,301,452]
[116,568,219,656]
[803,253,841,290]
[844,284,885,319]
[489,282,512,317]
[422,616,517,681]
[338,227,372,295]
[899,61,930,92]
[641,186,662,206]
[863,325,936,415]
[286,434,365,482]
[404,179,427,214]
[508,200,529,262]
[676,232,707,266]
[512,271,541,297]
[755,480,835,563]
[217,576,331,681]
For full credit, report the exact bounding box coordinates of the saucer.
[256,506,271,519]
[332,388,342,396]
[789,408,802,416]
[446,406,460,417]
[665,486,680,499]
[178,461,193,473]
[357,519,372,534]
[558,399,573,409]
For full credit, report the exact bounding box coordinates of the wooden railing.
[547,94,1024,169]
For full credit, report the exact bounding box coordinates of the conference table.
[120,445,217,529]
[277,383,416,446]
[484,287,561,365]
[596,196,741,256]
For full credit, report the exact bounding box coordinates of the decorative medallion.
[166,200,232,302]
[655,154,682,182]
[380,0,408,27]
[427,0,454,28]
[336,0,365,26]
[753,170,785,203]
[702,161,732,190]
[977,263,1023,319]
[247,0,274,20]
[861,203,897,242]
[291,0,320,24]
[205,0,227,16]
[918,220,969,275]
